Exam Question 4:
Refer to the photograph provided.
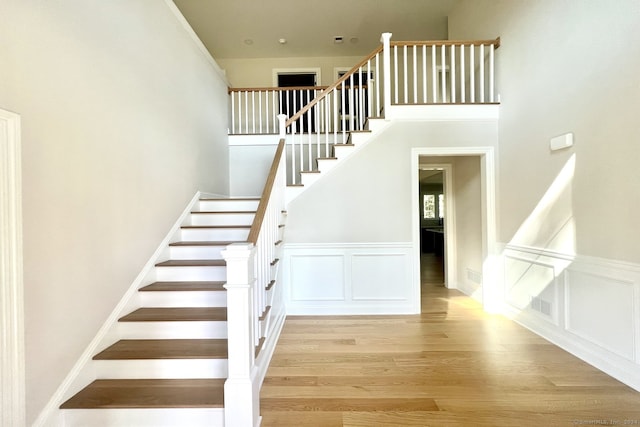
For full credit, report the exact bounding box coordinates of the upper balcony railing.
[228,33,500,185]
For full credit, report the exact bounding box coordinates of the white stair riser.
[300,173,321,187]
[181,228,250,241]
[139,291,226,308]
[155,266,226,282]
[189,213,255,226]
[94,359,228,379]
[333,144,355,159]
[169,245,227,260]
[317,158,338,173]
[349,132,371,145]
[198,200,259,212]
[63,408,225,427]
[366,119,386,132]
[116,321,228,340]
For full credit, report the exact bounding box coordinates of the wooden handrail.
[390,37,501,49]
[228,86,329,94]
[285,45,384,127]
[247,138,285,244]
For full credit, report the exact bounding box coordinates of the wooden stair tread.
[94,339,227,360]
[155,259,225,267]
[169,240,246,247]
[191,211,256,215]
[119,307,227,322]
[199,197,259,202]
[300,170,321,174]
[60,379,225,409]
[139,281,226,292]
[181,225,251,229]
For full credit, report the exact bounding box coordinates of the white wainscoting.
[502,244,640,391]
[283,243,418,315]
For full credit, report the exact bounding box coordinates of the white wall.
[448,0,640,263]
[0,1,230,423]
[283,119,497,314]
[449,0,640,391]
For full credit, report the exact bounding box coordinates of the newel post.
[381,32,392,118]
[221,243,260,427]
[277,113,287,138]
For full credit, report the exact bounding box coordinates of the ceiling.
[173,0,458,59]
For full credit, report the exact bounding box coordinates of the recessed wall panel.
[289,255,345,301]
[352,254,408,301]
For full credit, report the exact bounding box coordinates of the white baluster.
[431,45,437,103]
[251,91,256,133]
[358,67,364,130]
[451,45,456,103]
[367,60,372,122]
[480,44,485,103]
[403,45,408,103]
[258,91,262,133]
[332,86,337,155]
[381,33,392,116]
[375,52,380,115]
[230,91,236,134]
[470,44,475,103]
[341,80,346,141]
[394,45,398,104]
[244,91,249,133]
[461,45,466,103]
[422,45,427,103]
[412,45,417,103]
[490,43,495,103]
[349,74,355,131]
[441,44,446,103]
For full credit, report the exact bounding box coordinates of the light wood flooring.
[260,254,640,426]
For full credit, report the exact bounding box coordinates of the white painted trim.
[163,0,229,83]
[386,104,499,121]
[411,147,498,312]
[272,68,322,87]
[0,109,26,427]
[33,192,204,427]
[501,243,640,391]
[283,242,417,315]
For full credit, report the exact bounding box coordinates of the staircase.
[59,196,277,427]
[285,117,390,203]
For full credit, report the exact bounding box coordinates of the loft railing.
[221,139,286,427]
[227,33,500,185]
[389,38,500,105]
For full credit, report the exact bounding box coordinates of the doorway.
[411,147,498,312]
[275,70,318,133]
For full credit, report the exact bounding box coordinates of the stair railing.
[389,37,501,105]
[229,86,328,135]
[227,33,500,186]
[221,138,286,427]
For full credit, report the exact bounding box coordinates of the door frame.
[272,68,321,87]
[412,146,498,312]
[0,108,25,426]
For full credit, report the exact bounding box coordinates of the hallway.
[260,254,640,426]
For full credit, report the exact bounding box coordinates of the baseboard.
[501,243,640,392]
[33,192,204,427]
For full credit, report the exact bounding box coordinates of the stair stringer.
[32,191,219,427]
[286,118,392,205]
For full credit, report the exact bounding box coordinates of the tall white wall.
[0,1,230,423]
[283,119,497,314]
[449,0,640,391]
[448,0,640,263]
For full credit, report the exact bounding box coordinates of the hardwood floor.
[260,254,640,426]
